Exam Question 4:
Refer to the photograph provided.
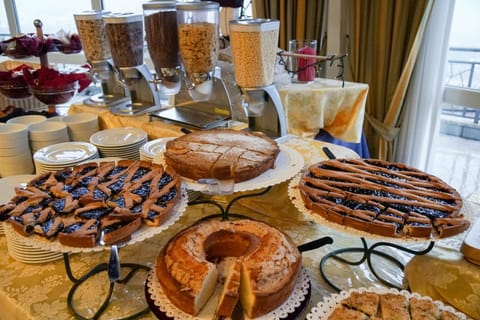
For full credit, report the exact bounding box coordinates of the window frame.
[1,0,103,37]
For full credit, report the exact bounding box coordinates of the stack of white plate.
[90,127,148,160]
[4,224,63,263]
[33,141,99,174]
[139,137,174,162]
[28,121,70,154]
[0,174,63,263]
[0,123,35,177]
[62,113,99,142]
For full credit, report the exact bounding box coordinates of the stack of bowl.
[28,121,70,153]
[62,113,99,142]
[0,123,34,177]
[6,114,47,127]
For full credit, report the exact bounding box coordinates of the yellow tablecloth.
[405,194,480,320]
[278,78,369,142]
[68,104,185,140]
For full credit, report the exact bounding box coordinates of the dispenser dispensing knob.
[33,19,43,28]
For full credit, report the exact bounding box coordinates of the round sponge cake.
[163,129,280,182]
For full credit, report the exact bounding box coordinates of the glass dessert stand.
[288,174,438,292]
[8,190,188,320]
[30,83,77,114]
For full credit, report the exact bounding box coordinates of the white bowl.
[6,115,47,127]
[62,113,99,130]
[30,137,70,153]
[46,115,65,122]
[0,144,31,157]
[69,128,100,141]
[0,123,29,148]
[28,121,69,142]
[0,152,35,177]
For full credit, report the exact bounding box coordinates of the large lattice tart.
[298,159,469,239]
[0,160,182,247]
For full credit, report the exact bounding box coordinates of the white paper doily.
[306,287,467,320]
[5,189,189,254]
[145,265,311,320]
[288,173,473,244]
[154,144,305,194]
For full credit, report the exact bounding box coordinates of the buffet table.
[0,133,479,320]
[0,136,358,320]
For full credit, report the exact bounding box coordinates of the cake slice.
[215,258,242,318]
[440,310,462,320]
[379,293,411,320]
[342,291,379,317]
[409,297,440,319]
[328,305,369,320]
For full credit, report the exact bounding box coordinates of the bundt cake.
[155,219,302,318]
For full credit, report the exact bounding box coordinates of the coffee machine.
[148,1,233,129]
[229,19,287,138]
[73,10,127,107]
[103,13,162,116]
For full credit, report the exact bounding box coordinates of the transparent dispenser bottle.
[176,1,219,100]
[73,10,111,62]
[143,1,181,96]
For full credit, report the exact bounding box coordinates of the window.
[0,5,8,36]
[101,0,145,14]
[428,0,480,197]
[2,0,251,37]
[14,0,91,35]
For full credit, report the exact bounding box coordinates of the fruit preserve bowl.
[0,80,32,99]
[30,83,76,105]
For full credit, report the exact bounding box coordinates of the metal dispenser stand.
[150,68,232,130]
[73,10,128,108]
[229,18,287,139]
[103,12,163,116]
[148,1,233,130]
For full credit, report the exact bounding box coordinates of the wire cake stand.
[286,174,471,292]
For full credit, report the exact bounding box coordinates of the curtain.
[251,0,326,53]
[394,0,455,170]
[346,0,433,160]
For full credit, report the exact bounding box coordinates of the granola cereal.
[75,15,111,61]
[178,22,218,85]
[230,28,279,87]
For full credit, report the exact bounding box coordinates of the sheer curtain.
[394,0,455,170]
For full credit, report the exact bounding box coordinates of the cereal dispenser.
[229,19,287,138]
[143,1,181,96]
[149,1,232,130]
[103,13,162,116]
[73,10,127,107]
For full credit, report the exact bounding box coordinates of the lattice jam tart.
[0,160,182,247]
[298,159,469,239]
